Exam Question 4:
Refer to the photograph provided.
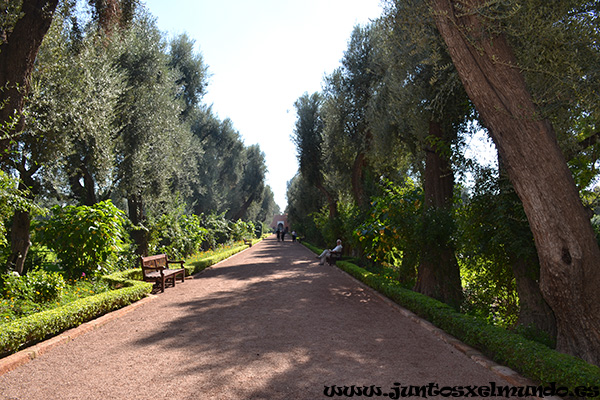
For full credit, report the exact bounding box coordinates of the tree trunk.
[128,194,148,256]
[497,157,557,339]
[414,121,463,309]
[68,161,98,206]
[431,0,600,364]
[7,160,38,274]
[0,0,59,156]
[510,256,557,339]
[316,182,338,220]
[232,192,256,221]
[351,152,367,207]
[8,209,32,275]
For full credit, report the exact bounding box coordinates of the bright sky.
[141,0,385,211]
[140,0,382,211]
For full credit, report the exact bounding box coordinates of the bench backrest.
[140,254,168,269]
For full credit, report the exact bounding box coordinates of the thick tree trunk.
[497,158,557,339]
[510,257,557,339]
[68,160,98,206]
[0,0,58,156]
[414,121,463,309]
[431,0,600,364]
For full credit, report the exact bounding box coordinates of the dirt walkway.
[0,237,533,399]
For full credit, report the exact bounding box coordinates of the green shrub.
[150,212,208,259]
[35,200,128,279]
[2,269,66,304]
[0,270,151,357]
[185,243,249,275]
[229,220,255,241]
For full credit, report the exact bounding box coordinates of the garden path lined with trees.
[0,236,534,400]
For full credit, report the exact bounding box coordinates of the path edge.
[326,262,562,400]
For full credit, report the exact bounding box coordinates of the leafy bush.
[199,212,232,249]
[150,212,208,259]
[229,219,255,241]
[35,200,128,279]
[2,269,66,304]
[355,179,423,285]
[0,270,152,357]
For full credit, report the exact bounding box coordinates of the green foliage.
[286,173,326,244]
[0,272,112,323]
[0,1,23,45]
[292,92,325,187]
[149,212,208,259]
[0,271,151,356]
[456,167,535,327]
[229,220,255,242]
[185,242,252,276]
[36,200,128,279]
[355,179,422,284]
[198,212,231,249]
[311,205,339,247]
[2,269,66,304]
[0,171,40,249]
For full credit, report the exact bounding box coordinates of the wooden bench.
[140,254,185,292]
[326,251,342,266]
[243,238,253,247]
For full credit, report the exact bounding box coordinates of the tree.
[229,145,267,221]
[32,14,124,207]
[322,25,380,209]
[0,0,59,157]
[430,0,600,364]
[189,108,245,216]
[376,5,470,309]
[292,92,337,219]
[114,11,191,255]
[168,33,209,121]
[286,173,326,244]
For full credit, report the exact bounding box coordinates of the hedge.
[184,242,253,275]
[0,239,259,358]
[0,271,152,357]
[332,259,600,395]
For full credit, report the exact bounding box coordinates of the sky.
[141,0,386,211]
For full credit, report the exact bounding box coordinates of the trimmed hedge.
[332,259,600,395]
[0,271,152,357]
[0,239,259,358]
[185,242,252,275]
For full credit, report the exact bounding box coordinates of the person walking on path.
[317,239,342,265]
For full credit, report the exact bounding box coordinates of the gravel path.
[0,236,533,399]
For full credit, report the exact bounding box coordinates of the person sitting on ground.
[317,239,342,265]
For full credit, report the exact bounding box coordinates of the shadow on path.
[0,236,525,400]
